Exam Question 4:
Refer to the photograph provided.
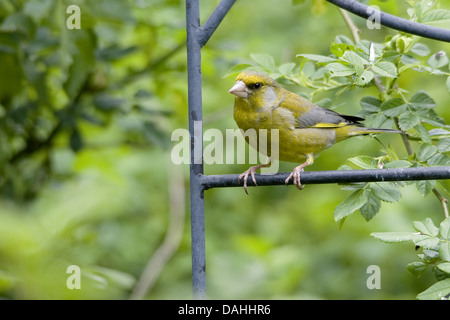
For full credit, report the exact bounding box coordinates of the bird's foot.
[285,166,305,190]
[238,163,270,194]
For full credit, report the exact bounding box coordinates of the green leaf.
[296,54,336,63]
[427,153,450,166]
[360,96,381,113]
[446,76,450,93]
[347,156,377,169]
[427,51,449,69]
[330,42,355,58]
[417,278,450,300]
[407,261,427,278]
[422,9,450,23]
[360,191,381,221]
[437,138,450,153]
[369,182,402,203]
[409,91,436,110]
[398,112,421,131]
[416,179,436,197]
[324,62,355,77]
[440,217,450,240]
[354,70,374,86]
[250,53,276,71]
[334,189,368,222]
[380,98,407,117]
[416,143,437,162]
[414,235,440,249]
[410,43,430,56]
[69,129,83,152]
[437,262,450,275]
[372,61,398,78]
[371,232,422,243]
[414,123,432,144]
[440,242,450,262]
[413,218,439,237]
[340,50,367,68]
[384,160,412,169]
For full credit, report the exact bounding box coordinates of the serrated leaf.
[410,43,430,56]
[414,123,432,144]
[330,42,355,58]
[250,53,276,71]
[360,191,381,221]
[440,217,450,240]
[413,218,439,237]
[347,156,377,169]
[380,98,407,117]
[409,91,436,110]
[370,182,402,203]
[437,262,450,275]
[417,278,450,300]
[427,153,450,166]
[355,70,374,86]
[340,50,367,68]
[416,143,438,162]
[437,138,450,153]
[427,51,449,69]
[372,61,397,78]
[398,112,421,131]
[428,128,450,136]
[384,160,412,169]
[324,62,355,77]
[334,189,368,222]
[440,242,450,262]
[416,180,436,197]
[360,96,381,113]
[407,261,427,277]
[414,235,440,249]
[296,54,336,63]
[278,62,296,75]
[371,232,421,243]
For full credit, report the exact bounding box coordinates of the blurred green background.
[0,0,449,299]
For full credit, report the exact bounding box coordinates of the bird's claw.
[238,167,258,194]
[285,167,304,190]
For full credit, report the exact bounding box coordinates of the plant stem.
[339,8,360,43]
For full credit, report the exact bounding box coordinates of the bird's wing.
[279,92,364,129]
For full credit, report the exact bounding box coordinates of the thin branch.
[339,8,360,43]
[129,157,186,300]
[432,188,449,218]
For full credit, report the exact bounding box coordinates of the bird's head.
[229,71,280,108]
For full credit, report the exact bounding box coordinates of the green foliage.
[372,217,450,299]
[235,0,450,299]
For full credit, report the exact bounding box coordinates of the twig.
[129,156,186,300]
[432,188,449,218]
[339,8,360,43]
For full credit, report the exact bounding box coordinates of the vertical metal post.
[186,0,206,299]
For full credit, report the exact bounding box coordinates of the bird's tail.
[335,125,403,142]
[353,127,403,135]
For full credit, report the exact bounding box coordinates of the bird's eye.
[249,82,262,90]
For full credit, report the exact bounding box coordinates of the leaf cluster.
[372,217,450,300]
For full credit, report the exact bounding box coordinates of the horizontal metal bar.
[201,167,450,189]
[326,0,450,42]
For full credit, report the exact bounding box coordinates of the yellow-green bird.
[229,71,401,193]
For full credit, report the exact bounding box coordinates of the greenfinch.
[229,71,401,193]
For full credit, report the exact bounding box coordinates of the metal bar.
[186,0,206,300]
[201,167,450,189]
[196,0,237,47]
[326,0,450,42]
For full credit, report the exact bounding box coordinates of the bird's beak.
[229,80,249,99]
